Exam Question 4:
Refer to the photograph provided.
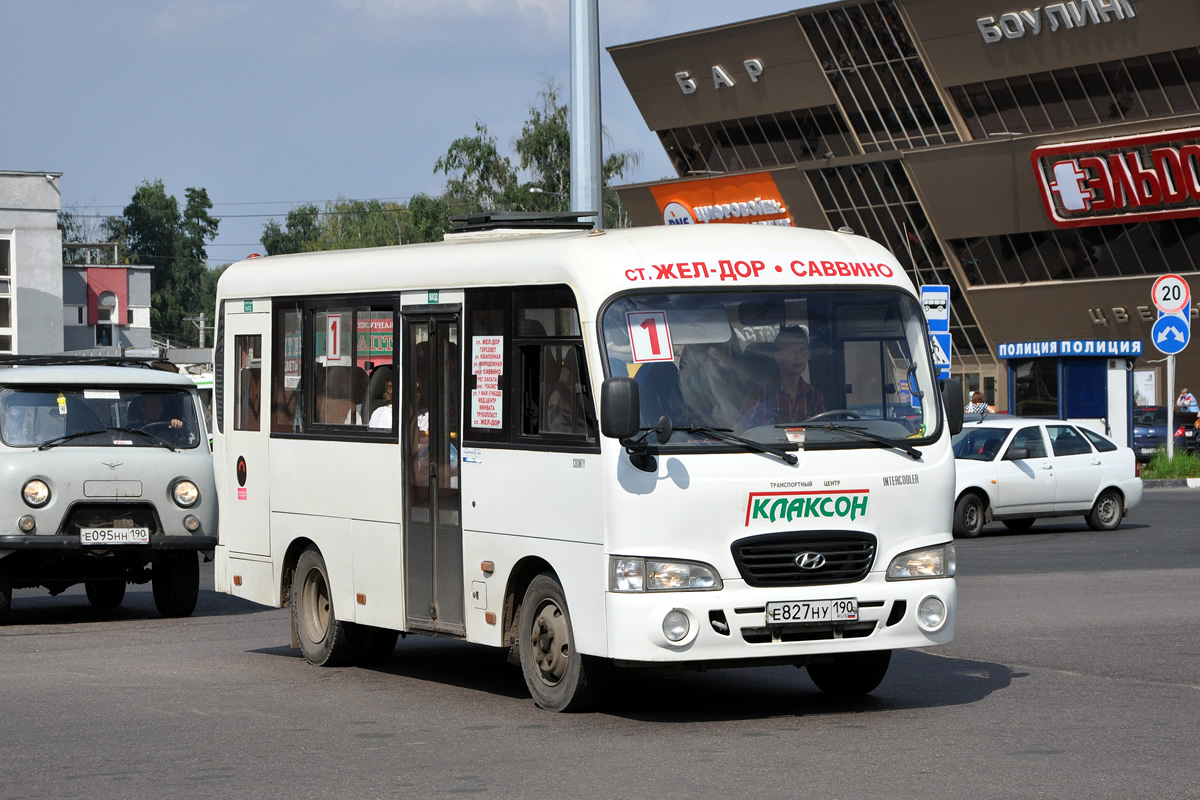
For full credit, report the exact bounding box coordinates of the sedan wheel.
[953,494,985,538]
[1086,489,1123,531]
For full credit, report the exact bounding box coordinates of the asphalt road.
[1,488,1197,800]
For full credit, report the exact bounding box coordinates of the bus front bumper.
[603,574,955,665]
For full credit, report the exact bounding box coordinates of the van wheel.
[953,494,985,538]
[518,573,607,712]
[0,571,11,623]
[85,580,127,609]
[152,553,199,617]
[807,650,892,696]
[292,546,358,666]
[1087,489,1123,531]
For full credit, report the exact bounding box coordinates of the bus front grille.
[731,531,876,587]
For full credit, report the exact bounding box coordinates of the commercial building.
[610,0,1200,416]
[1,171,154,356]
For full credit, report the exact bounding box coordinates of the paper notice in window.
[472,389,503,428]
[472,336,504,428]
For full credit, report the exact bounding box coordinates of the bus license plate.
[80,528,150,545]
[765,598,858,625]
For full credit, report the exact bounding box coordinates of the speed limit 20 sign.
[1152,274,1190,314]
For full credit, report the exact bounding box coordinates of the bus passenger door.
[219,303,272,557]
[403,313,464,634]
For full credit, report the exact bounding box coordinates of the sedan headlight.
[609,557,723,592]
[886,544,956,580]
[172,480,200,508]
[22,479,50,508]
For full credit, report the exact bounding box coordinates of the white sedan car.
[952,416,1143,538]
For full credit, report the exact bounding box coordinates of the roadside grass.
[1142,448,1200,479]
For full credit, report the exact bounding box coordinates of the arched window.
[96,291,118,347]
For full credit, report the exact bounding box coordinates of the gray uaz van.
[0,358,217,620]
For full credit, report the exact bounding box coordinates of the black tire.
[953,493,985,538]
[152,553,199,617]
[291,546,359,666]
[807,650,892,696]
[1002,518,1036,532]
[0,571,11,623]
[1087,488,1123,532]
[355,624,400,666]
[85,580,127,609]
[518,573,607,712]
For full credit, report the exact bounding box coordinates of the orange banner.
[649,172,793,227]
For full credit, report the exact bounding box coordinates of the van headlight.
[886,544,956,580]
[609,557,723,592]
[172,480,200,508]
[22,479,50,508]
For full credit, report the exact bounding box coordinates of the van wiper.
[790,422,922,460]
[675,425,798,466]
[37,429,108,450]
[108,426,177,451]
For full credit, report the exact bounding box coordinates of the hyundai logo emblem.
[795,552,826,570]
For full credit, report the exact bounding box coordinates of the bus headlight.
[609,557,723,592]
[886,544,956,580]
[22,479,50,508]
[172,480,200,508]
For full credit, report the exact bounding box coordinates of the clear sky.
[4,0,821,265]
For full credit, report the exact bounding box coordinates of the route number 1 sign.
[626,311,675,363]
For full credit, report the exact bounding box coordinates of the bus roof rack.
[0,355,177,372]
[448,211,596,233]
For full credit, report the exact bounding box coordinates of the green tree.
[403,194,451,243]
[434,122,520,213]
[261,203,321,255]
[107,179,220,346]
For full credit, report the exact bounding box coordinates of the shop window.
[1012,359,1059,417]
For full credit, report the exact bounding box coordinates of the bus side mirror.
[600,377,640,440]
[941,378,963,436]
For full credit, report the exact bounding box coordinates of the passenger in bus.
[368,379,393,429]
[736,325,825,431]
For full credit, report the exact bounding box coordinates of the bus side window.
[234,335,262,432]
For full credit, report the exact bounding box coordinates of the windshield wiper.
[108,426,178,451]
[675,425,798,466]
[787,422,922,460]
[37,429,108,450]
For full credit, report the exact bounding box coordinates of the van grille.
[731,531,876,587]
[59,503,161,537]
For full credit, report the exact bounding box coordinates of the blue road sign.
[921,285,952,379]
[930,331,952,380]
[1152,310,1190,355]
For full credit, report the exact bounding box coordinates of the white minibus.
[213,220,963,711]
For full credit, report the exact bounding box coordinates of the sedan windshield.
[601,289,939,449]
[0,387,202,449]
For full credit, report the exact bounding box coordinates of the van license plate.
[80,528,150,545]
[765,598,858,625]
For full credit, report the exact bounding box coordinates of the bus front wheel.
[292,546,358,667]
[806,650,892,696]
[518,573,606,712]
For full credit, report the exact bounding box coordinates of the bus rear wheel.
[152,553,199,617]
[807,650,892,696]
[85,580,127,609]
[292,546,358,667]
[518,573,606,712]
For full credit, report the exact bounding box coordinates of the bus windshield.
[601,289,938,448]
[0,387,203,449]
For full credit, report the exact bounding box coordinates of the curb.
[1143,478,1200,488]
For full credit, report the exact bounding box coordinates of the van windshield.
[0,387,202,449]
[601,289,938,448]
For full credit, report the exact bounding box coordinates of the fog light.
[18,515,35,533]
[662,609,690,642]
[183,515,200,532]
[917,596,947,632]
